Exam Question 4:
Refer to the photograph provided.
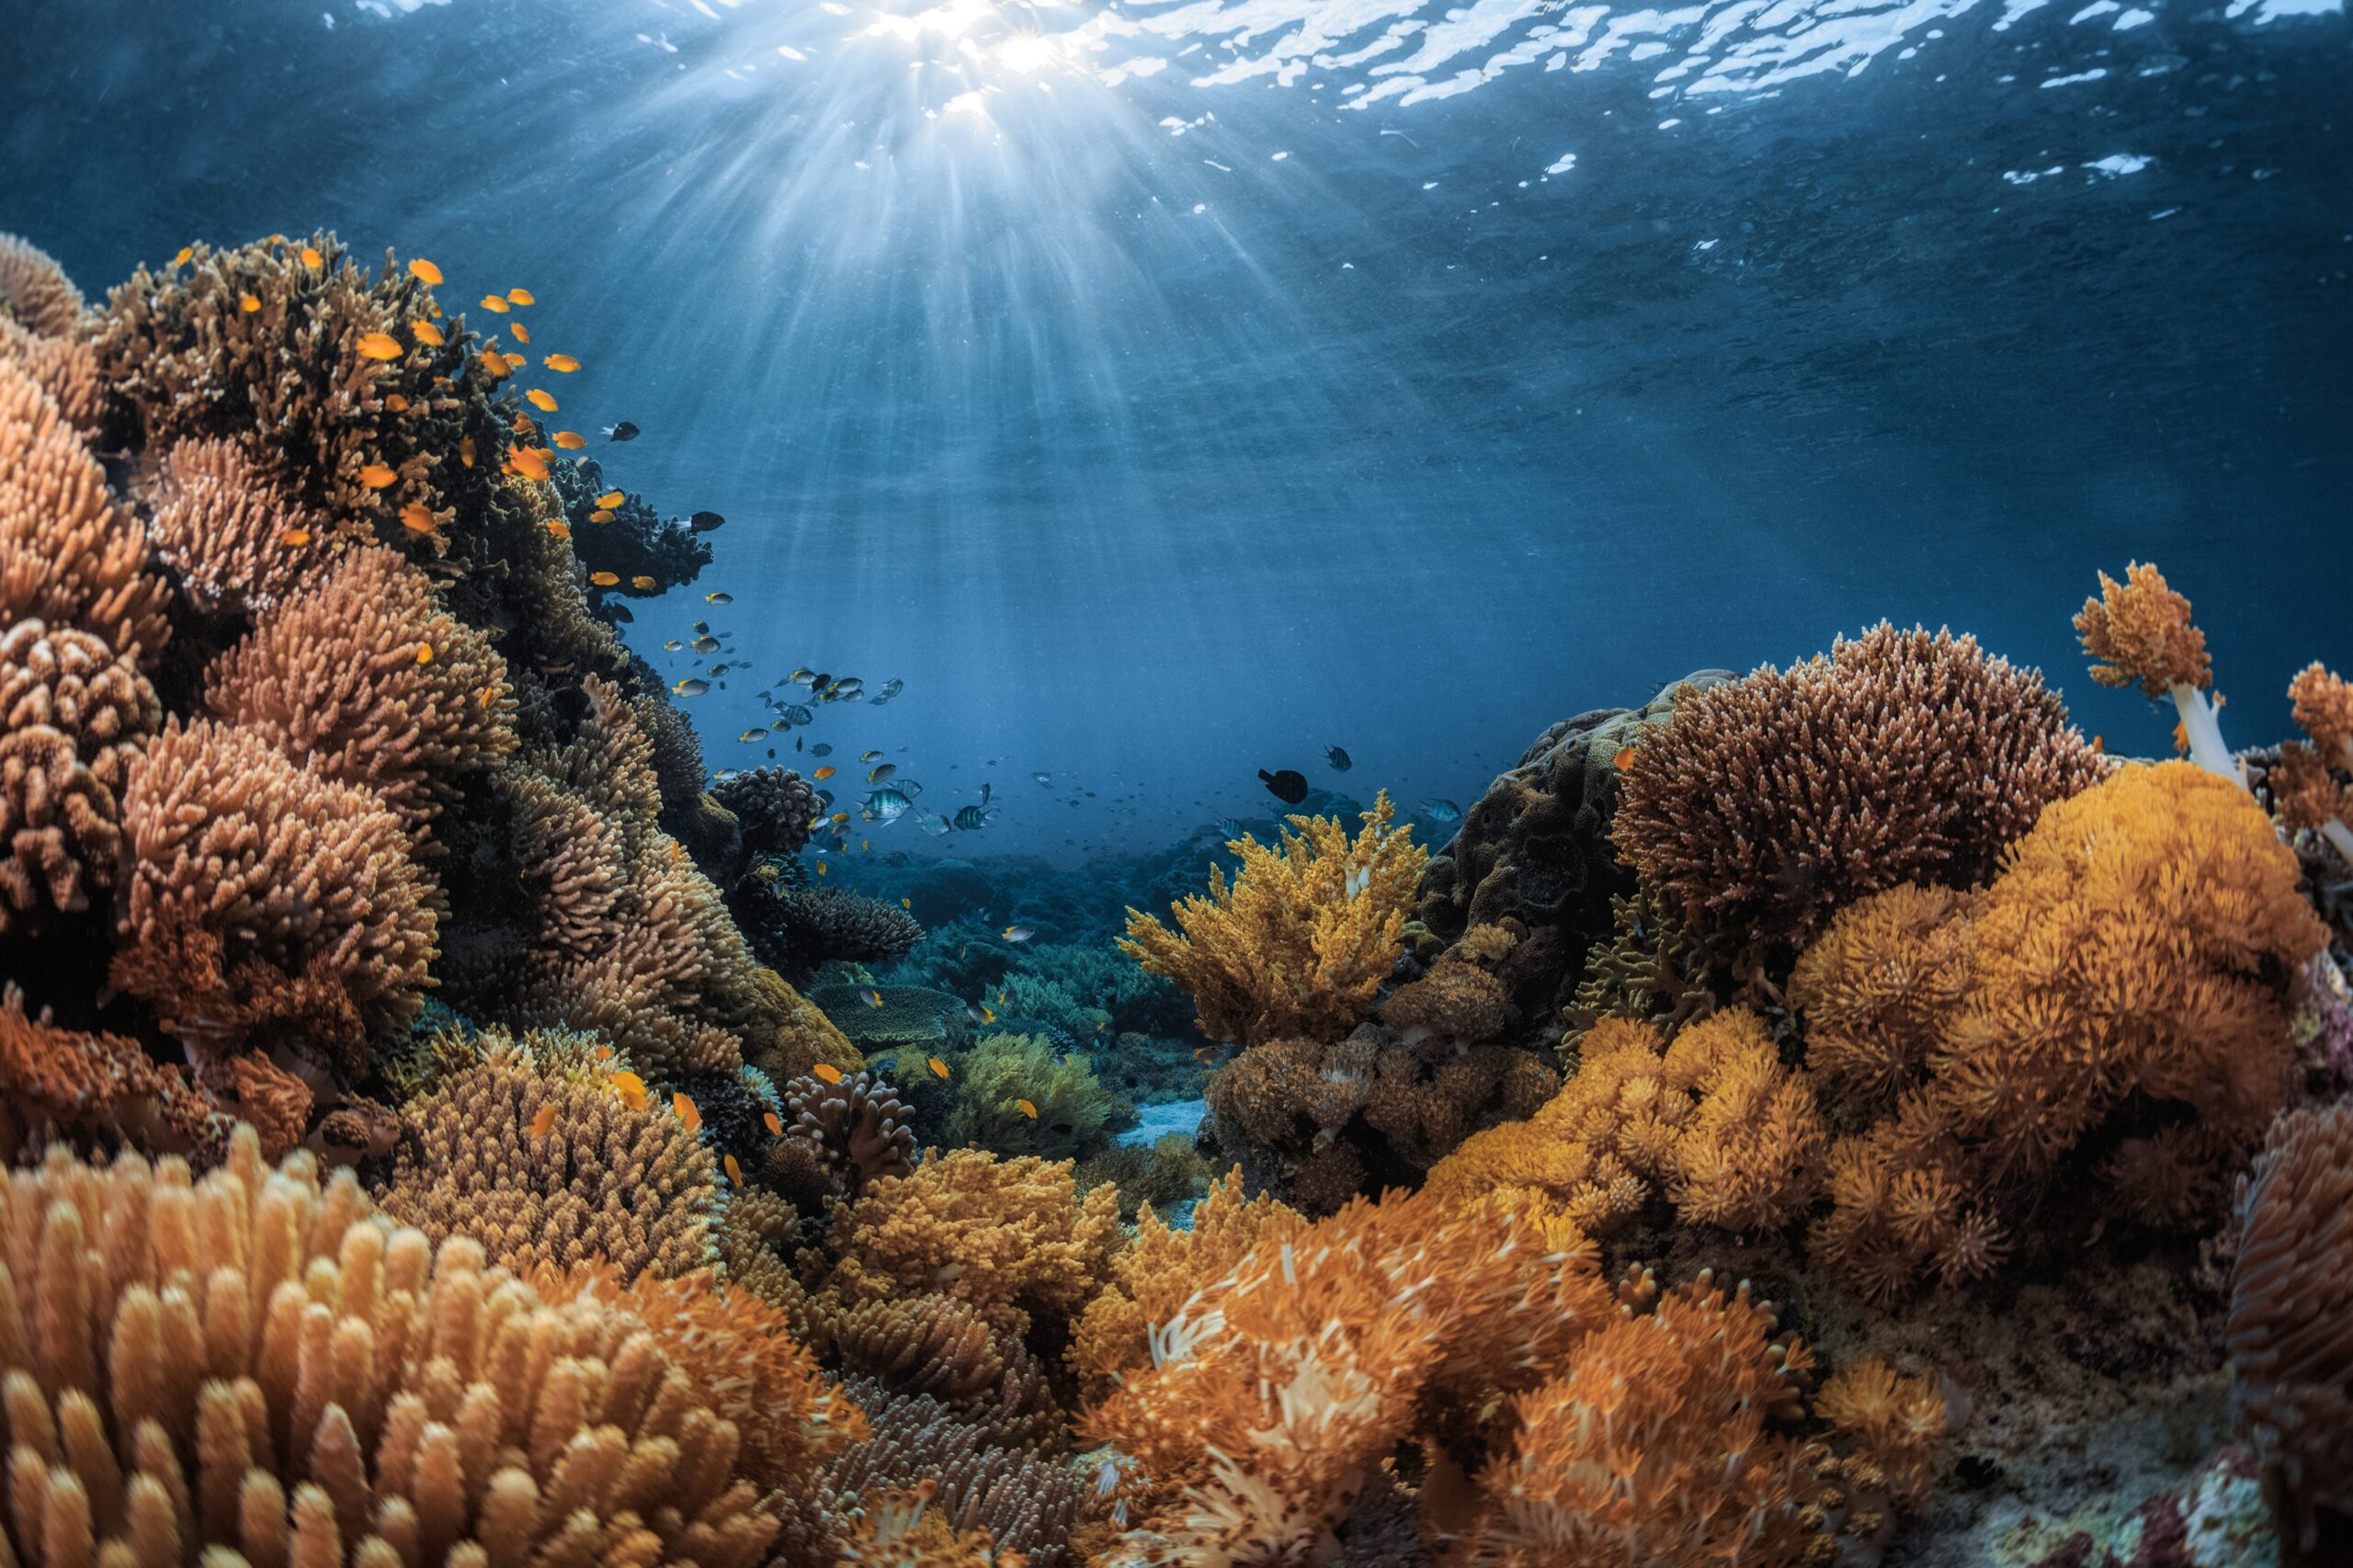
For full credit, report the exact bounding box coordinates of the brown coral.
[2228,1105,2353,1551]
[0,983,222,1161]
[110,717,438,1074]
[204,543,515,829]
[0,232,84,336]
[0,1130,782,1568]
[143,437,346,617]
[377,1028,720,1282]
[1612,623,2106,987]
[0,356,172,666]
[2075,560,2211,699]
[1789,881,1977,1106]
[0,618,158,930]
[822,1386,1088,1567]
[0,317,106,435]
[1120,791,1427,1048]
[2288,662,2353,760]
[785,1067,918,1198]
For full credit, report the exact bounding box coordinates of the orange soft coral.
[2075,561,2238,778]
[2279,662,2353,869]
[203,542,516,829]
[1119,790,1427,1048]
[1789,882,1978,1107]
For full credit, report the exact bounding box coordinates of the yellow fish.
[502,351,529,371]
[814,766,835,779]
[512,323,530,344]
[928,1057,949,1080]
[529,1104,558,1139]
[300,246,324,268]
[861,988,884,1007]
[407,258,444,285]
[279,527,311,547]
[631,574,657,590]
[901,897,911,909]
[479,294,510,313]
[475,349,511,381]
[1015,1098,1039,1119]
[609,1069,646,1096]
[812,1062,845,1085]
[358,463,397,490]
[507,287,536,306]
[172,245,193,267]
[460,435,477,468]
[508,446,551,481]
[415,643,434,665]
[589,508,615,524]
[724,1153,744,1185]
[239,293,261,313]
[545,353,581,373]
[383,392,410,413]
[589,571,620,586]
[673,1093,702,1133]
[526,389,557,413]
[412,320,445,347]
[763,1111,785,1136]
[596,489,625,509]
[553,431,586,449]
[815,860,827,876]
[400,503,435,535]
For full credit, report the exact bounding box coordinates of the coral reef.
[812,1386,1087,1567]
[1120,790,1427,1048]
[0,616,158,931]
[738,875,926,983]
[0,233,85,336]
[782,1065,920,1200]
[1613,623,2106,989]
[378,1028,721,1281]
[710,765,821,858]
[946,1030,1136,1163]
[0,983,222,1161]
[142,437,347,619]
[550,453,711,597]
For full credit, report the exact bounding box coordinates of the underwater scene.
[0,0,2349,1563]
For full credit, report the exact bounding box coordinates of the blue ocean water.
[5,0,2345,860]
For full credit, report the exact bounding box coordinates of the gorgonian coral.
[710,765,821,858]
[0,357,172,666]
[945,1031,1134,1163]
[110,716,438,1074]
[142,436,346,618]
[1120,790,1427,1048]
[0,982,222,1162]
[0,618,158,931]
[377,1028,720,1282]
[0,232,84,336]
[203,543,515,829]
[783,1066,919,1199]
[0,1130,782,1568]
[1613,623,2105,988]
[2227,1106,2353,1552]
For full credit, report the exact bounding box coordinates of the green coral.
[946,1030,1135,1162]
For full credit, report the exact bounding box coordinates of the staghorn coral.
[710,766,820,859]
[1459,1273,1825,1567]
[739,876,926,984]
[0,1130,782,1568]
[2227,1105,2353,1552]
[0,617,158,930]
[823,1150,1123,1340]
[377,1028,720,1282]
[110,717,438,1075]
[0,983,222,1162]
[142,437,347,619]
[946,1031,1135,1163]
[0,356,173,666]
[0,233,84,336]
[784,1066,920,1199]
[204,543,516,830]
[533,1264,868,1494]
[1119,790,1427,1049]
[1612,623,2105,989]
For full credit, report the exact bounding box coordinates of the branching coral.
[783,1066,919,1199]
[0,1130,783,1568]
[0,233,84,336]
[377,1028,720,1281]
[551,454,712,597]
[822,1150,1123,1339]
[110,716,438,1074]
[1561,878,1719,1060]
[2227,1105,2353,1551]
[142,437,348,618]
[710,766,820,859]
[946,1031,1135,1162]
[0,618,158,931]
[1120,790,1427,1048]
[2075,561,2234,778]
[204,544,515,830]
[1613,623,2105,988]
[0,983,222,1162]
[1,357,172,667]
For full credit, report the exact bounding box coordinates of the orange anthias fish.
[763,1111,785,1136]
[545,353,581,373]
[239,293,261,313]
[502,352,529,372]
[1014,1098,1039,1119]
[609,1069,647,1106]
[357,332,403,361]
[631,574,657,590]
[596,489,625,509]
[358,462,397,490]
[507,287,536,306]
[384,392,410,413]
[400,503,436,535]
[300,246,324,268]
[927,1057,949,1080]
[508,446,551,481]
[544,518,572,540]
[813,766,835,779]
[407,258,444,285]
[475,349,511,381]
[460,435,477,468]
[525,388,558,413]
[279,527,311,547]
[673,1093,702,1133]
[171,245,193,267]
[592,1044,615,1061]
[553,431,586,449]
[415,643,434,665]
[589,571,620,586]
[589,509,616,524]
[512,323,531,345]
[412,320,446,347]
[1613,745,1638,773]
[479,293,510,313]
[529,1104,558,1139]
[812,1062,845,1085]
[724,1153,744,1185]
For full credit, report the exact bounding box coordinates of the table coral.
[0,1130,782,1568]
[1119,790,1427,1049]
[204,543,515,830]
[0,617,158,931]
[141,437,346,619]
[2227,1105,2353,1554]
[377,1028,721,1282]
[110,716,438,1074]
[1613,623,2105,990]
[737,877,925,983]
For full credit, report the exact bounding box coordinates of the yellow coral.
[1813,1357,1949,1514]
[2075,559,2211,699]
[1119,790,1427,1048]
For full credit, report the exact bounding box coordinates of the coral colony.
[0,228,2349,1568]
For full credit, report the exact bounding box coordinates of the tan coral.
[0,1129,782,1568]
[204,542,515,828]
[0,316,105,435]
[377,1028,720,1283]
[0,983,221,1162]
[1790,882,1977,1106]
[2075,559,2211,699]
[198,1051,316,1161]
[0,232,85,336]
[143,437,347,616]
[111,717,438,1074]
[0,618,158,930]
